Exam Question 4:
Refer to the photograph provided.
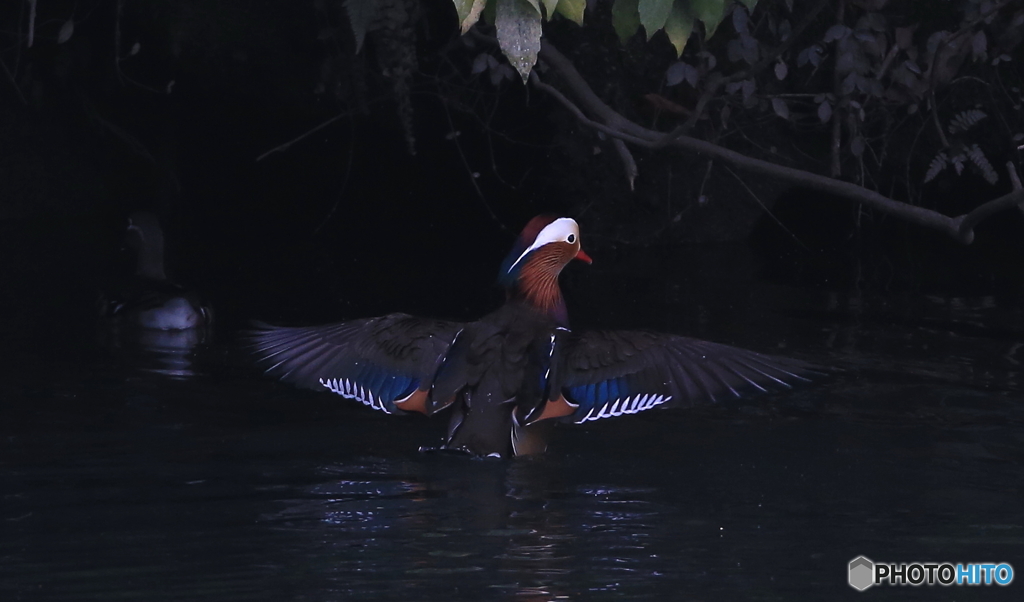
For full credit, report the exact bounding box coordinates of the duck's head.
[499,216,591,321]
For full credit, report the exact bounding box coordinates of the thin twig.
[440,90,507,231]
[313,115,355,237]
[0,59,27,105]
[722,163,810,252]
[256,112,350,162]
[612,137,637,191]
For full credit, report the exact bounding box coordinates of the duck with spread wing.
[250,216,813,458]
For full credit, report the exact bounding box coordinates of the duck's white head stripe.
[507,217,579,274]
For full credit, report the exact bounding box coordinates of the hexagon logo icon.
[849,556,875,591]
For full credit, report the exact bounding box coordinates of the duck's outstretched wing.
[533,330,816,424]
[248,314,464,415]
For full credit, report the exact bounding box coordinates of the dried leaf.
[771,97,790,120]
[57,19,74,44]
[496,0,542,83]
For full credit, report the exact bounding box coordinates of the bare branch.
[532,40,1024,246]
[1008,160,1024,218]
[612,138,637,191]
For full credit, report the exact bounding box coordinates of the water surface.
[2,243,1022,601]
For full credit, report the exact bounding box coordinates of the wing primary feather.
[721,362,768,392]
[731,357,792,388]
[743,355,813,382]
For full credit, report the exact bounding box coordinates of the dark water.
[2,241,1023,601]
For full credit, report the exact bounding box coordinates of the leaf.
[612,0,641,45]
[345,0,377,53]
[57,19,74,44]
[638,0,672,39]
[966,144,998,184]
[732,4,749,35]
[774,60,788,80]
[495,0,542,83]
[665,61,698,86]
[471,53,490,74]
[972,30,987,61]
[948,109,987,134]
[924,152,947,183]
[541,0,559,19]
[823,24,850,43]
[554,0,586,25]
[850,136,865,156]
[772,97,790,120]
[690,0,729,40]
[741,78,755,100]
[817,100,832,123]
[951,153,965,176]
[739,0,759,13]
[663,2,694,57]
[453,0,487,33]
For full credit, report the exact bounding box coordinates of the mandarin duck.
[100,211,212,331]
[250,216,812,458]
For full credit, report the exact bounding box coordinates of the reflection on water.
[2,278,1024,600]
[96,322,210,378]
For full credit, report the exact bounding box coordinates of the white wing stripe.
[319,377,392,414]
[574,392,673,423]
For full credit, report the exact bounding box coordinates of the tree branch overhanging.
[534,40,1023,246]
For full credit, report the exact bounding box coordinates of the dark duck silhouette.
[250,216,812,458]
[101,211,212,331]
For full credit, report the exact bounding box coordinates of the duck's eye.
[567,233,576,244]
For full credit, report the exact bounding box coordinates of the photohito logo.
[848,556,1014,591]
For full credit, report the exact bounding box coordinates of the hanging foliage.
[451,0,753,80]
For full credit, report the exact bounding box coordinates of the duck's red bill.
[575,249,593,264]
